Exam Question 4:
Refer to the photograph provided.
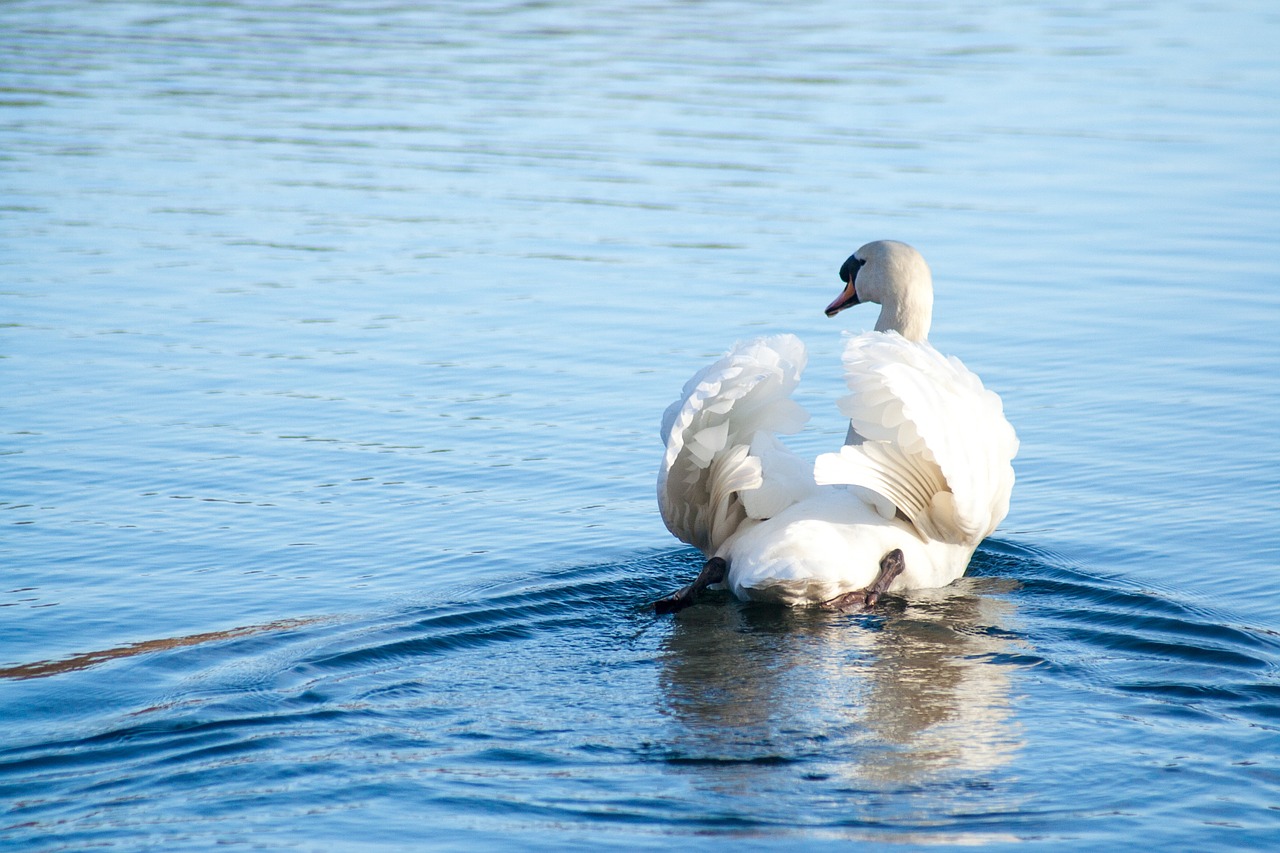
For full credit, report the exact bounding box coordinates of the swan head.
[825,240,933,342]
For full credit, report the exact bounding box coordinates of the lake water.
[3,1,1279,849]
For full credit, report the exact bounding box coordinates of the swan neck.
[874,291,932,342]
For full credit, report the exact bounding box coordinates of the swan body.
[657,240,1017,607]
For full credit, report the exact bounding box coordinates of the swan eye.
[838,254,866,284]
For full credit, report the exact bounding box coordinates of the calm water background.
[3,1,1280,849]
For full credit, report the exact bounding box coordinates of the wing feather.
[815,331,1018,545]
[658,334,815,555]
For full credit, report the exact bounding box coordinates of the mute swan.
[654,240,1018,613]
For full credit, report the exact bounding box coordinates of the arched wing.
[658,334,814,555]
[814,331,1018,545]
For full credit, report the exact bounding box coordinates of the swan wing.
[814,331,1018,545]
[659,334,815,555]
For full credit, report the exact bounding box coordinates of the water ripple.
[1,544,1278,846]
[0,545,1274,845]
[5,1,1280,845]
[977,541,1280,730]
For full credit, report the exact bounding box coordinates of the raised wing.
[658,334,814,555]
[814,331,1018,545]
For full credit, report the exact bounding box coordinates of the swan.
[654,240,1018,613]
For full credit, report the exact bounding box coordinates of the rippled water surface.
[4,1,1280,849]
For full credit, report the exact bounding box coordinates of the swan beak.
[825,280,859,316]
[825,254,863,317]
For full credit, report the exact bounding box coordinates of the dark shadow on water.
[0,618,323,681]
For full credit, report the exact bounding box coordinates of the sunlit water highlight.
[3,1,1279,849]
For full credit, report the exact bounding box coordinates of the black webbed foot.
[821,548,906,611]
[653,557,727,615]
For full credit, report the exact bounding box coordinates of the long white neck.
[874,286,932,342]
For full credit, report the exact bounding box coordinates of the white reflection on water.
[657,578,1024,791]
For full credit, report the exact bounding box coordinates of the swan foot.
[821,549,906,611]
[653,557,727,615]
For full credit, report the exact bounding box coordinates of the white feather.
[817,331,1018,545]
[657,334,813,556]
[657,240,1018,603]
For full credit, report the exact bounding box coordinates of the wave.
[3,542,1278,848]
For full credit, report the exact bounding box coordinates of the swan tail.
[824,331,1018,545]
[658,334,813,555]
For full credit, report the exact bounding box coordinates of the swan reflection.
[656,576,1025,789]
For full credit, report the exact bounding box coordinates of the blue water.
[3,1,1280,849]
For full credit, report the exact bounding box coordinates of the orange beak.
[825,275,860,317]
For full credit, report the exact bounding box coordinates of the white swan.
[655,240,1018,612]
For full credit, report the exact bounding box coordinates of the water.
[3,1,1279,848]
